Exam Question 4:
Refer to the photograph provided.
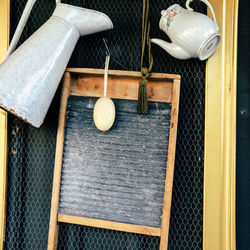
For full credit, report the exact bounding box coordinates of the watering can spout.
[151,38,191,60]
[0,3,113,128]
[53,4,113,36]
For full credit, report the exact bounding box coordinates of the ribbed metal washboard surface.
[59,96,171,228]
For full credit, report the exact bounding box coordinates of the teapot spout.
[151,38,191,60]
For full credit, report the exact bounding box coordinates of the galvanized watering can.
[0,0,113,127]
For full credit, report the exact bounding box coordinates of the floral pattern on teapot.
[161,5,184,30]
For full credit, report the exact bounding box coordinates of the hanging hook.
[103,38,128,70]
[103,38,111,56]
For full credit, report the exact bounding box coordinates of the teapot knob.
[185,0,219,30]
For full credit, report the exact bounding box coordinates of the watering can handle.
[186,0,219,30]
[5,0,38,59]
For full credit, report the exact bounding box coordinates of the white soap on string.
[93,54,116,132]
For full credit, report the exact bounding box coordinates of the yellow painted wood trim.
[204,0,238,249]
[0,0,10,61]
[0,0,10,249]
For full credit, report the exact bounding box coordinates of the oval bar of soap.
[93,96,116,131]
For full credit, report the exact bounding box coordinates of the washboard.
[47,68,180,250]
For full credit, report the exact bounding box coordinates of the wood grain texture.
[58,214,161,237]
[71,76,173,103]
[69,68,175,103]
[160,79,181,250]
[47,72,72,250]
[66,68,181,80]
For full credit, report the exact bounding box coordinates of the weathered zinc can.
[0,3,113,127]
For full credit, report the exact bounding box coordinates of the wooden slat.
[204,1,238,250]
[0,0,10,62]
[47,72,72,250]
[0,110,7,250]
[0,1,9,249]
[66,68,181,80]
[71,75,173,103]
[58,214,161,237]
[160,79,181,250]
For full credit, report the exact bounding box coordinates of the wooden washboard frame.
[47,68,181,250]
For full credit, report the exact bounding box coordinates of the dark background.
[236,1,250,249]
[5,0,205,249]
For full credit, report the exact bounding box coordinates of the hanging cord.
[137,0,153,114]
[103,39,111,97]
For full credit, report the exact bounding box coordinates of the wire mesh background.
[5,0,205,249]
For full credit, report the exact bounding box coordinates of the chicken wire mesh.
[5,0,205,249]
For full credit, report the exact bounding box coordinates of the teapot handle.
[186,0,219,30]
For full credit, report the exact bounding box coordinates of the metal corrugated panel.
[59,97,171,228]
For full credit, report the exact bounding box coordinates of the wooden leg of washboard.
[160,79,180,250]
[47,72,72,250]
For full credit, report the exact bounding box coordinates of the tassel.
[137,77,148,114]
[137,0,153,114]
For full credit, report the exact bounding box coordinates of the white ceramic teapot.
[151,0,221,60]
